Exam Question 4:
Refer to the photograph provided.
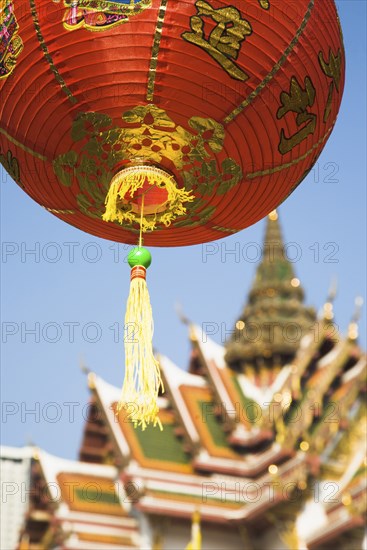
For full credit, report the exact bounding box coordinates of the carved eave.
[189,324,340,454]
[79,393,117,465]
[158,354,206,454]
[190,324,275,448]
[290,318,339,383]
[20,449,140,549]
[131,452,309,525]
[160,354,256,470]
[187,257,356,458]
[305,337,359,399]
[306,466,367,549]
[85,373,134,468]
[307,520,366,550]
[309,357,367,455]
[85,373,306,500]
[192,443,294,477]
[281,336,362,453]
[189,325,236,429]
[19,453,59,548]
[189,325,311,453]
[89,373,198,480]
[319,395,367,482]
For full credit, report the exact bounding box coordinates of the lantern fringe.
[102,166,194,231]
[116,272,164,430]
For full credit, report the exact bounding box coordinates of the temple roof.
[74,307,365,527]
[305,451,367,549]
[20,448,140,549]
[12,212,366,549]
[13,331,366,547]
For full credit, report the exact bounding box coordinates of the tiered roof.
[18,449,140,549]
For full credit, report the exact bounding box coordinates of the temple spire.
[225,211,316,371]
[251,210,298,293]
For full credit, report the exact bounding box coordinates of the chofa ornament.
[0,0,345,428]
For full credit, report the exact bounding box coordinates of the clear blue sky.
[1,1,366,460]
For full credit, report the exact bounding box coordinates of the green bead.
[128,247,152,269]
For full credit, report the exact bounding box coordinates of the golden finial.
[298,480,307,491]
[32,447,40,461]
[79,358,96,390]
[87,372,96,390]
[300,441,309,452]
[342,493,352,507]
[328,277,338,301]
[175,303,198,342]
[323,278,338,320]
[189,325,198,343]
[236,320,245,330]
[79,355,90,375]
[268,209,278,221]
[175,302,190,325]
[348,296,363,341]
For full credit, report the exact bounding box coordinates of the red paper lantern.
[0,0,345,247]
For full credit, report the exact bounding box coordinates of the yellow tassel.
[116,261,164,430]
[102,165,194,230]
[106,176,169,430]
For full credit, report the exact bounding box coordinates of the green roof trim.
[351,464,367,482]
[75,488,119,505]
[231,375,259,424]
[199,400,231,449]
[284,392,308,426]
[149,487,243,508]
[134,422,191,464]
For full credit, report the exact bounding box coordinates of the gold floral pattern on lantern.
[0,1,23,79]
[0,148,23,188]
[53,105,242,228]
[55,0,152,32]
